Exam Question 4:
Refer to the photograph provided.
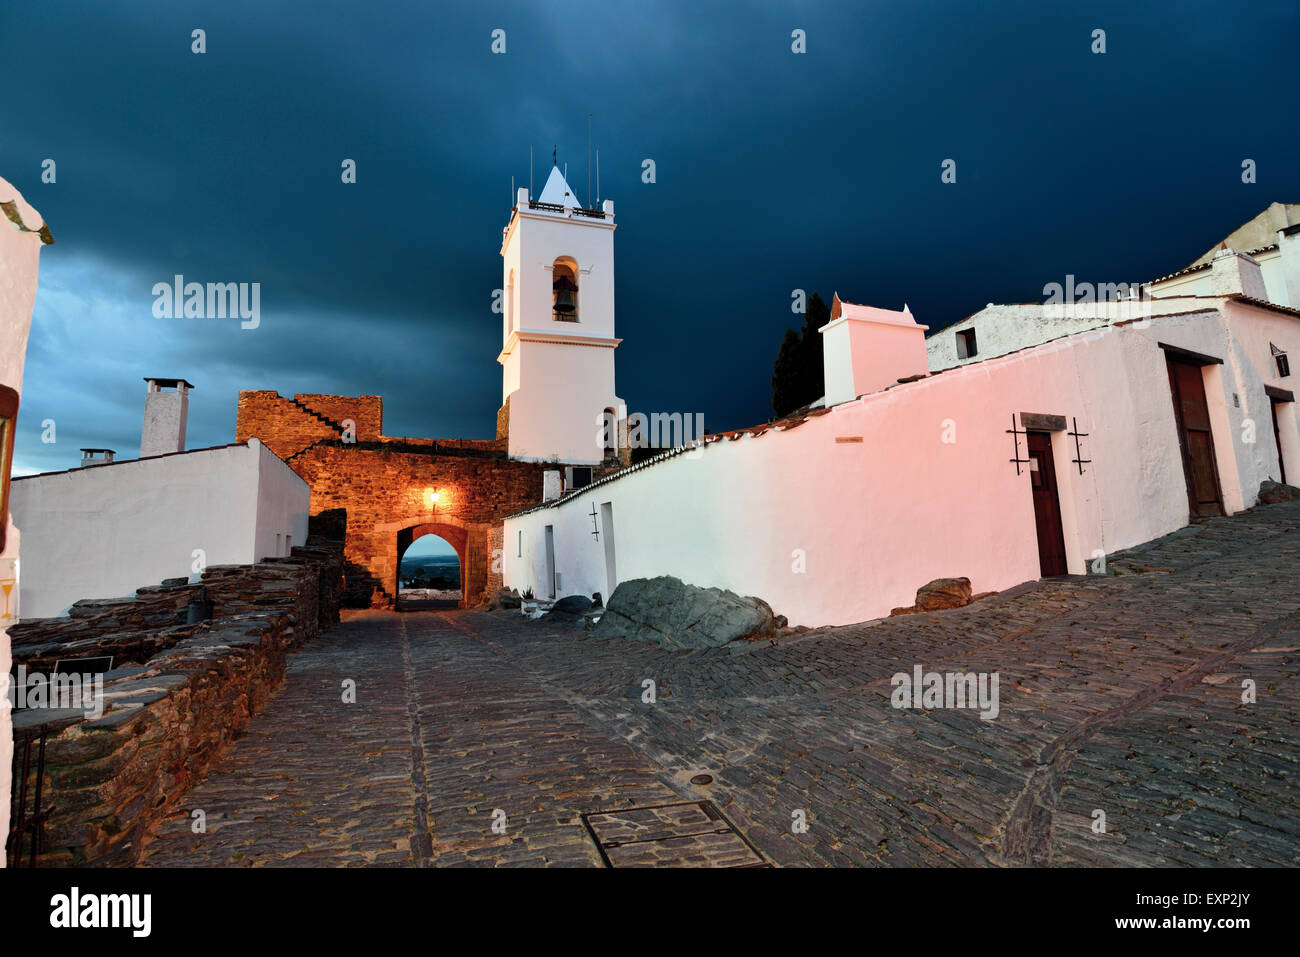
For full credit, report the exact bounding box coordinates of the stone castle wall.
[236,390,547,608]
[289,442,548,607]
[293,393,383,440]
[485,524,505,598]
[6,524,345,866]
[234,390,383,462]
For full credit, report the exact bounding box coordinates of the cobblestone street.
[142,504,1300,867]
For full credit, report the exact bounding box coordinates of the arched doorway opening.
[397,523,466,610]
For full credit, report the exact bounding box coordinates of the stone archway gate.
[394,521,468,606]
[236,391,552,607]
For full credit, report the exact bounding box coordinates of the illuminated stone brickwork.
[237,390,548,607]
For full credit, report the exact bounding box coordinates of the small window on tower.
[956,328,978,359]
[553,259,579,322]
[1272,343,1290,378]
[602,407,618,455]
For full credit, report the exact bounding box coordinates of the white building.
[1,175,53,866]
[1149,202,1300,308]
[926,202,1300,370]
[498,165,623,465]
[503,208,1299,628]
[10,380,309,619]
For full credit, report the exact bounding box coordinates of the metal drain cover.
[581,800,769,868]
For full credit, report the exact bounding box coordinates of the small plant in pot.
[520,587,539,615]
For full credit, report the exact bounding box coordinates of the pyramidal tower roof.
[537,165,581,207]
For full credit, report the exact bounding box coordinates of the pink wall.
[847,322,929,398]
[508,306,1298,628]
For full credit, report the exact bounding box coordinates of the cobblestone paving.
[142,503,1300,867]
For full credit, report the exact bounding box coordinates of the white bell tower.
[498,164,622,465]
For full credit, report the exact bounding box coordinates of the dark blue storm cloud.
[3,0,1297,473]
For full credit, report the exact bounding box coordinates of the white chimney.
[79,448,115,467]
[542,469,562,502]
[141,377,194,457]
[819,294,930,407]
[1210,248,1269,300]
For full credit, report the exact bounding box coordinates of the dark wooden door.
[1026,431,1068,577]
[1272,400,1288,486]
[1166,358,1224,517]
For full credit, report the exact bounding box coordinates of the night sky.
[4,0,1298,475]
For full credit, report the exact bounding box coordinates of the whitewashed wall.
[11,439,308,619]
[1218,300,1300,487]
[505,307,1299,628]
[1149,241,1299,308]
[506,338,620,465]
[1256,249,1288,307]
[1,175,49,867]
[924,297,1209,371]
[251,439,313,560]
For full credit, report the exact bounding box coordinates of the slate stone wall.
[235,389,542,609]
[289,443,547,608]
[6,533,344,866]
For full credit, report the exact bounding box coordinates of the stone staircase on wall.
[289,396,348,437]
[235,391,344,461]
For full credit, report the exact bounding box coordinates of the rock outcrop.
[486,587,522,610]
[890,576,974,616]
[592,576,777,649]
[550,594,594,615]
[1258,479,1300,505]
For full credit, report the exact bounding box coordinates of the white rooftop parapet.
[820,294,930,406]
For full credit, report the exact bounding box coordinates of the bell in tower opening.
[552,261,578,321]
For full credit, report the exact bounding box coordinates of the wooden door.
[1272,400,1288,486]
[1166,358,1224,517]
[1026,431,1068,577]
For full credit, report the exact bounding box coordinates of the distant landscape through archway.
[397,528,462,610]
